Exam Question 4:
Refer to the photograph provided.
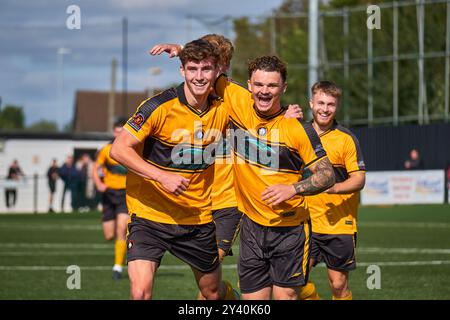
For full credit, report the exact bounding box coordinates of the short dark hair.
[179,39,219,67]
[247,56,287,83]
[311,81,342,100]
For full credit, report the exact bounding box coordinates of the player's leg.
[214,207,243,263]
[239,215,272,300]
[101,190,116,240]
[242,287,272,300]
[328,269,351,299]
[112,189,129,279]
[191,265,223,300]
[272,285,298,300]
[320,233,356,300]
[126,214,167,300]
[112,212,129,279]
[128,259,158,300]
[197,207,242,300]
[270,219,311,300]
[298,232,321,300]
[170,221,238,300]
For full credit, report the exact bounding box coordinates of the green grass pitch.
[0,204,449,299]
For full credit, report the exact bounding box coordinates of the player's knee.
[104,234,115,241]
[329,278,348,295]
[200,286,220,300]
[130,286,152,300]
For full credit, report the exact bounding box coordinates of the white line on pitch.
[358,222,450,228]
[1,260,450,271]
[2,243,450,255]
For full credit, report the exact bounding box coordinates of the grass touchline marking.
[1,260,450,271]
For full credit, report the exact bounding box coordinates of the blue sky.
[0,0,284,128]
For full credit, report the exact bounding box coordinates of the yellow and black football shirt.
[305,121,365,234]
[124,83,229,225]
[215,74,327,227]
[211,126,237,210]
[95,143,127,190]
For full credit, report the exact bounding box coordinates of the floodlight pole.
[57,47,71,131]
[308,0,319,119]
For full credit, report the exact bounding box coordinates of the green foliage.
[0,105,25,130]
[27,120,59,132]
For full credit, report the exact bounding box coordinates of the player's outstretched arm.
[262,157,335,206]
[110,129,189,196]
[149,43,183,58]
[326,171,365,194]
[284,104,303,119]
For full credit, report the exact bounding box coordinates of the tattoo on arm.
[294,158,335,196]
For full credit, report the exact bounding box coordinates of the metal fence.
[225,0,450,127]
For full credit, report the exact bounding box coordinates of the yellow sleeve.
[215,74,253,118]
[344,135,366,173]
[123,98,158,142]
[95,145,108,166]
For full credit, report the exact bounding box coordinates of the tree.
[27,120,59,132]
[0,105,25,130]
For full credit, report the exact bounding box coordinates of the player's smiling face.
[248,70,286,116]
[181,58,218,99]
[310,91,338,128]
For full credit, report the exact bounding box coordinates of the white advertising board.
[361,170,445,205]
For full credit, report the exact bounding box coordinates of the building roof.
[73,90,149,133]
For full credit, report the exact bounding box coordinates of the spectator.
[5,159,24,209]
[47,159,59,213]
[404,149,424,170]
[76,153,94,212]
[58,155,80,212]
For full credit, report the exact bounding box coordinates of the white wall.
[0,138,109,213]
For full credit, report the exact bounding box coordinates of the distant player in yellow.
[111,39,238,300]
[301,81,366,300]
[92,118,129,280]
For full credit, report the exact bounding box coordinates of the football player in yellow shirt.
[214,56,335,299]
[301,81,366,300]
[111,39,237,300]
[92,118,129,280]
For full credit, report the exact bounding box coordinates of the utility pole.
[122,17,128,117]
[57,47,71,130]
[308,0,319,119]
[108,59,117,132]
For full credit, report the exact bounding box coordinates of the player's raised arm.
[284,104,303,119]
[149,43,183,58]
[110,129,189,196]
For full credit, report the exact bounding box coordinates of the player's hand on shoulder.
[284,104,303,119]
[261,184,297,206]
[149,43,182,58]
[158,171,190,196]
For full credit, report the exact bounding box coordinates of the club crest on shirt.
[129,112,145,131]
[257,127,267,136]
